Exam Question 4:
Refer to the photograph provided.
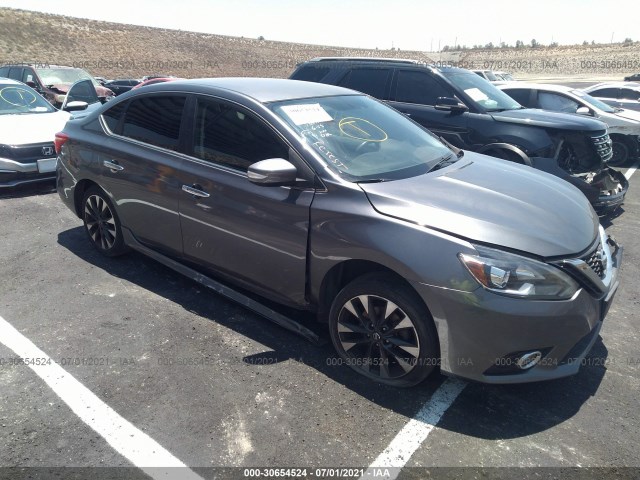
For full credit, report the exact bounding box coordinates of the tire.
[81,186,128,256]
[609,136,631,167]
[328,274,439,387]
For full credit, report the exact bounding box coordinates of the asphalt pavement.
[0,164,638,479]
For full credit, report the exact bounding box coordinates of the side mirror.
[576,106,591,115]
[248,158,298,186]
[435,97,469,112]
[64,101,89,112]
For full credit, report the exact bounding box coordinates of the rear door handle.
[182,184,210,198]
[103,159,124,172]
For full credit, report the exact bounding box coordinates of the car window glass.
[193,98,288,172]
[102,101,127,133]
[503,88,532,107]
[66,79,99,105]
[0,67,9,77]
[395,70,451,105]
[338,68,390,98]
[21,69,36,84]
[7,67,22,80]
[620,89,640,100]
[538,92,579,113]
[121,95,186,151]
[590,88,618,98]
[292,65,330,82]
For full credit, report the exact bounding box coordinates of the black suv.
[290,58,627,213]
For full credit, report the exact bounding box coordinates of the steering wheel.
[354,140,380,155]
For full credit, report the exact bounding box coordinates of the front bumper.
[413,235,622,384]
[0,156,57,188]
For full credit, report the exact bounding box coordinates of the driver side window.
[538,92,580,113]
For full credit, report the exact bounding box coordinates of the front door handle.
[182,184,210,198]
[103,159,124,172]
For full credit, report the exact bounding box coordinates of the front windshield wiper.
[356,178,387,184]
[428,153,460,172]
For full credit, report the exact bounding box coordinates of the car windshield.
[443,71,522,111]
[37,67,98,86]
[571,90,615,113]
[270,95,454,182]
[0,83,56,115]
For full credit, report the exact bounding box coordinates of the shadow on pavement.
[57,225,607,440]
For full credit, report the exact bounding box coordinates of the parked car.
[0,64,114,107]
[623,73,640,82]
[94,76,108,86]
[494,71,515,81]
[103,79,140,96]
[132,77,177,89]
[0,78,70,188]
[57,78,622,386]
[290,58,627,213]
[499,82,640,166]
[60,79,110,117]
[472,69,499,81]
[583,82,640,113]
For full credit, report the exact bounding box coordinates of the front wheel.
[82,186,128,256]
[328,274,439,387]
[609,137,631,167]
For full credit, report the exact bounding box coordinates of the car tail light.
[54,132,69,154]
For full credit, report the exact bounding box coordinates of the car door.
[387,69,471,148]
[177,95,314,306]
[96,94,186,256]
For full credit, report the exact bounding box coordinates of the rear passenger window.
[192,98,288,172]
[292,65,330,82]
[338,68,390,98]
[395,70,451,106]
[120,96,186,151]
[0,67,9,77]
[102,101,128,134]
[7,67,22,80]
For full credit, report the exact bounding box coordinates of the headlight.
[458,246,579,300]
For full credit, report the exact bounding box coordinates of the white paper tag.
[465,88,488,102]
[280,103,333,125]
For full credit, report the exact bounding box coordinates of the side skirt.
[121,227,325,346]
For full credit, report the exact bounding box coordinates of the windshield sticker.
[0,87,38,107]
[280,103,333,125]
[338,117,388,142]
[464,88,488,102]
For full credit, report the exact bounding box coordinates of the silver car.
[56,78,622,386]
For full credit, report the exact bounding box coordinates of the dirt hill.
[0,7,433,80]
[1,7,638,82]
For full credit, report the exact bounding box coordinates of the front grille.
[583,241,606,279]
[0,142,56,164]
[591,133,613,163]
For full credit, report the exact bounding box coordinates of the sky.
[0,0,637,51]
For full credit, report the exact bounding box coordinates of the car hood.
[359,153,598,258]
[491,108,606,132]
[0,110,70,145]
[613,108,640,123]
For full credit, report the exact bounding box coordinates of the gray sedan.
[56,78,621,386]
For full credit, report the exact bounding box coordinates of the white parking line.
[624,160,640,180]
[360,378,467,480]
[0,315,204,480]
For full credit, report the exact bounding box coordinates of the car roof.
[145,77,360,103]
[1,64,81,70]
[499,82,574,93]
[0,77,27,85]
[585,82,640,90]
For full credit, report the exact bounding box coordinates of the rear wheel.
[82,186,128,256]
[328,274,439,387]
